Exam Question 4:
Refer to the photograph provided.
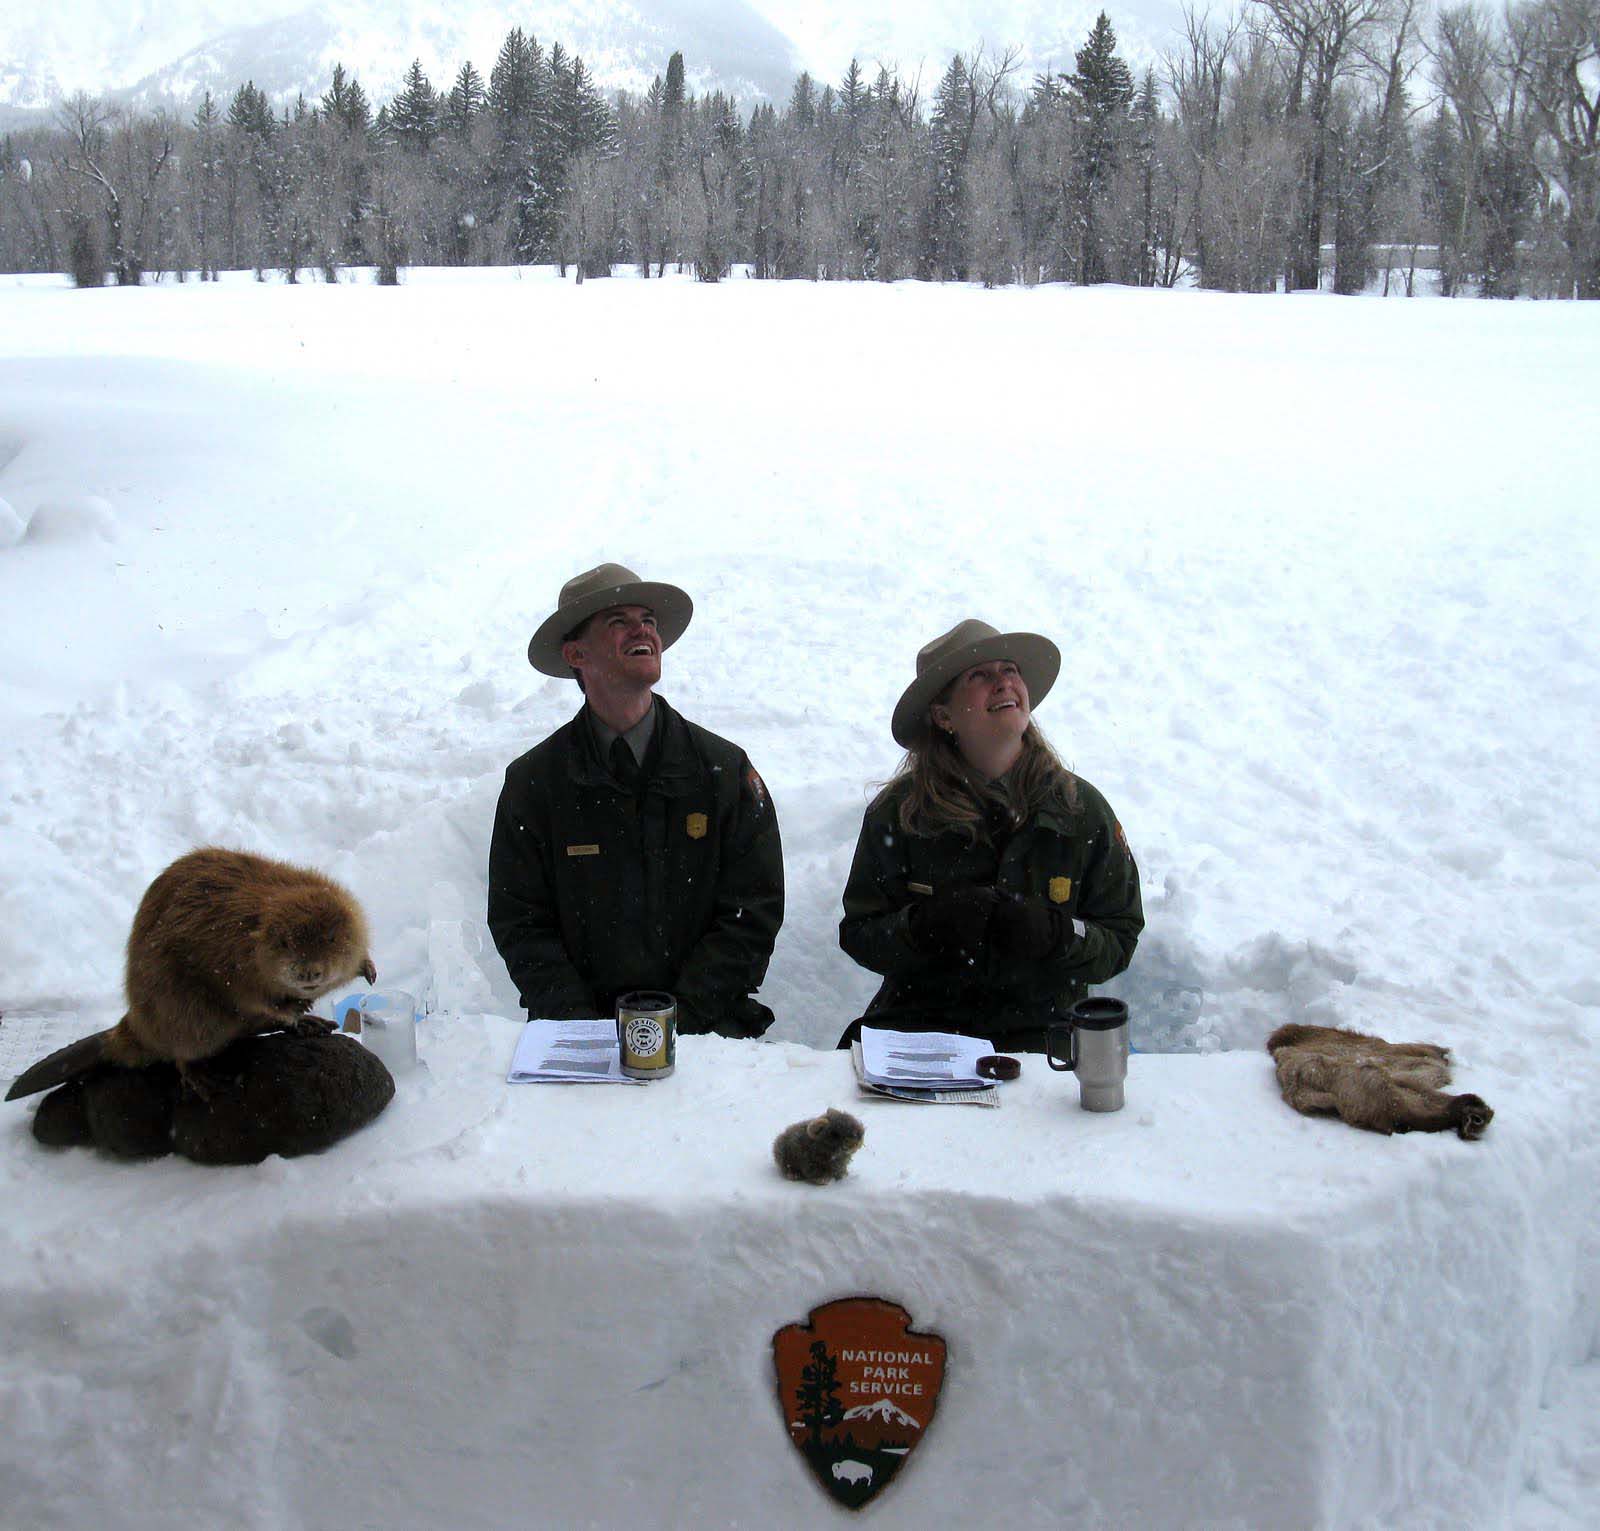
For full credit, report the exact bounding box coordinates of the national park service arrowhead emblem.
[772,1298,946,1510]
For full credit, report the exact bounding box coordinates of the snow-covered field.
[1,269,1597,1527]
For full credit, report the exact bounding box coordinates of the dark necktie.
[610,734,640,791]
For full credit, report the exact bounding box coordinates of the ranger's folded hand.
[990,894,1069,961]
[908,885,1000,960]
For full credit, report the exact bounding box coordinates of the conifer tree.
[1073,12,1135,120]
[664,52,687,114]
[928,54,976,278]
[860,64,916,280]
[565,57,617,158]
[796,1342,844,1450]
[488,29,538,125]
[516,42,569,261]
[638,55,688,276]
[189,92,222,280]
[390,59,441,152]
[660,52,689,197]
[789,73,817,131]
[837,58,868,178]
[487,28,553,259]
[227,82,274,138]
[525,48,616,263]
[321,65,371,136]
[446,62,486,138]
[1070,13,1135,283]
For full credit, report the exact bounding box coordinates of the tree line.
[1,2,1595,298]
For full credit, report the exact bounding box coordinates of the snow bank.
[1,269,1597,1525]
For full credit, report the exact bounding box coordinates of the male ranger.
[488,563,783,1036]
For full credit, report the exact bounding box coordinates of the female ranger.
[838,620,1143,1050]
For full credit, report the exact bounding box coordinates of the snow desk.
[0,1016,1583,1530]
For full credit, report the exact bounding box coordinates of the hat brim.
[527,581,694,676]
[890,631,1061,747]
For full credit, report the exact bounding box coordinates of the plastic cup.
[360,990,419,1074]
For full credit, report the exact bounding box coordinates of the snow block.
[0,1023,1588,1530]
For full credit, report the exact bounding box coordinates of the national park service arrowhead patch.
[772,1298,946,1510]
[744,765,769,815]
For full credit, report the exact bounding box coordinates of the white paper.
[858,1026,995,1090]
[850,1044,1002,1108]
[508,1018,641,1085]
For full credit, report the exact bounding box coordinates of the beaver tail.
[5,1027,116,1101]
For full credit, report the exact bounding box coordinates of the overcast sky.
[17,0,1188,48]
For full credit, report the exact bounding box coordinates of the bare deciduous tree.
[1257,0,1391,288]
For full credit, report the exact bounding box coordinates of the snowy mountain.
[750,0,1188,84]
[790,1395,928,1446]
[835,1396,923,1448]
[0,0,800,124]
[0,2,268,109]
[842,1398,921,1429]
[0,0,1187,129]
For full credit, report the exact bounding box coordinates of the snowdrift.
[2,269,1598,1525]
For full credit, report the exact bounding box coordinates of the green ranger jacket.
[838,773,1143,1045]
[487,695,784,1036]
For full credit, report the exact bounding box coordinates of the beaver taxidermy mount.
[7,848,376,1102]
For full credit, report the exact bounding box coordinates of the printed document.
[852,1027,1001,1106]
[859,1026,993,1089]
[508,1018,641,1084]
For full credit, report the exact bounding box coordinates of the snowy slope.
[0,0,801,118]
[0,268,1597,1526]
[0,1,303,112]
[748,0,1185,82]
[0,0,1186,123]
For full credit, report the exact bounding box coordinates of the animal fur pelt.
[1266,1023,1493,1140]
[30,1032,395,1164]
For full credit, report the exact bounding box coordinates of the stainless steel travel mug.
[1046,997,1129,1112]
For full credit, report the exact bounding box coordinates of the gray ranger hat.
[891,618,1061,747]
[527,562,694,677]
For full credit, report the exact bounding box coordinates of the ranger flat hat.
[891,619,1061,747]
[527,562,694,677]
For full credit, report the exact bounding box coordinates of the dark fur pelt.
[30,1032,394,1163]
[1267,1023,1493,1141]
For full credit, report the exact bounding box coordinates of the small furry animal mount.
[6,847,376,1102]
[1267,1023,1493,1141]
[773,1107,866,1184]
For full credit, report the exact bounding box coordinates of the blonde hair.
[876,712,1080,841]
